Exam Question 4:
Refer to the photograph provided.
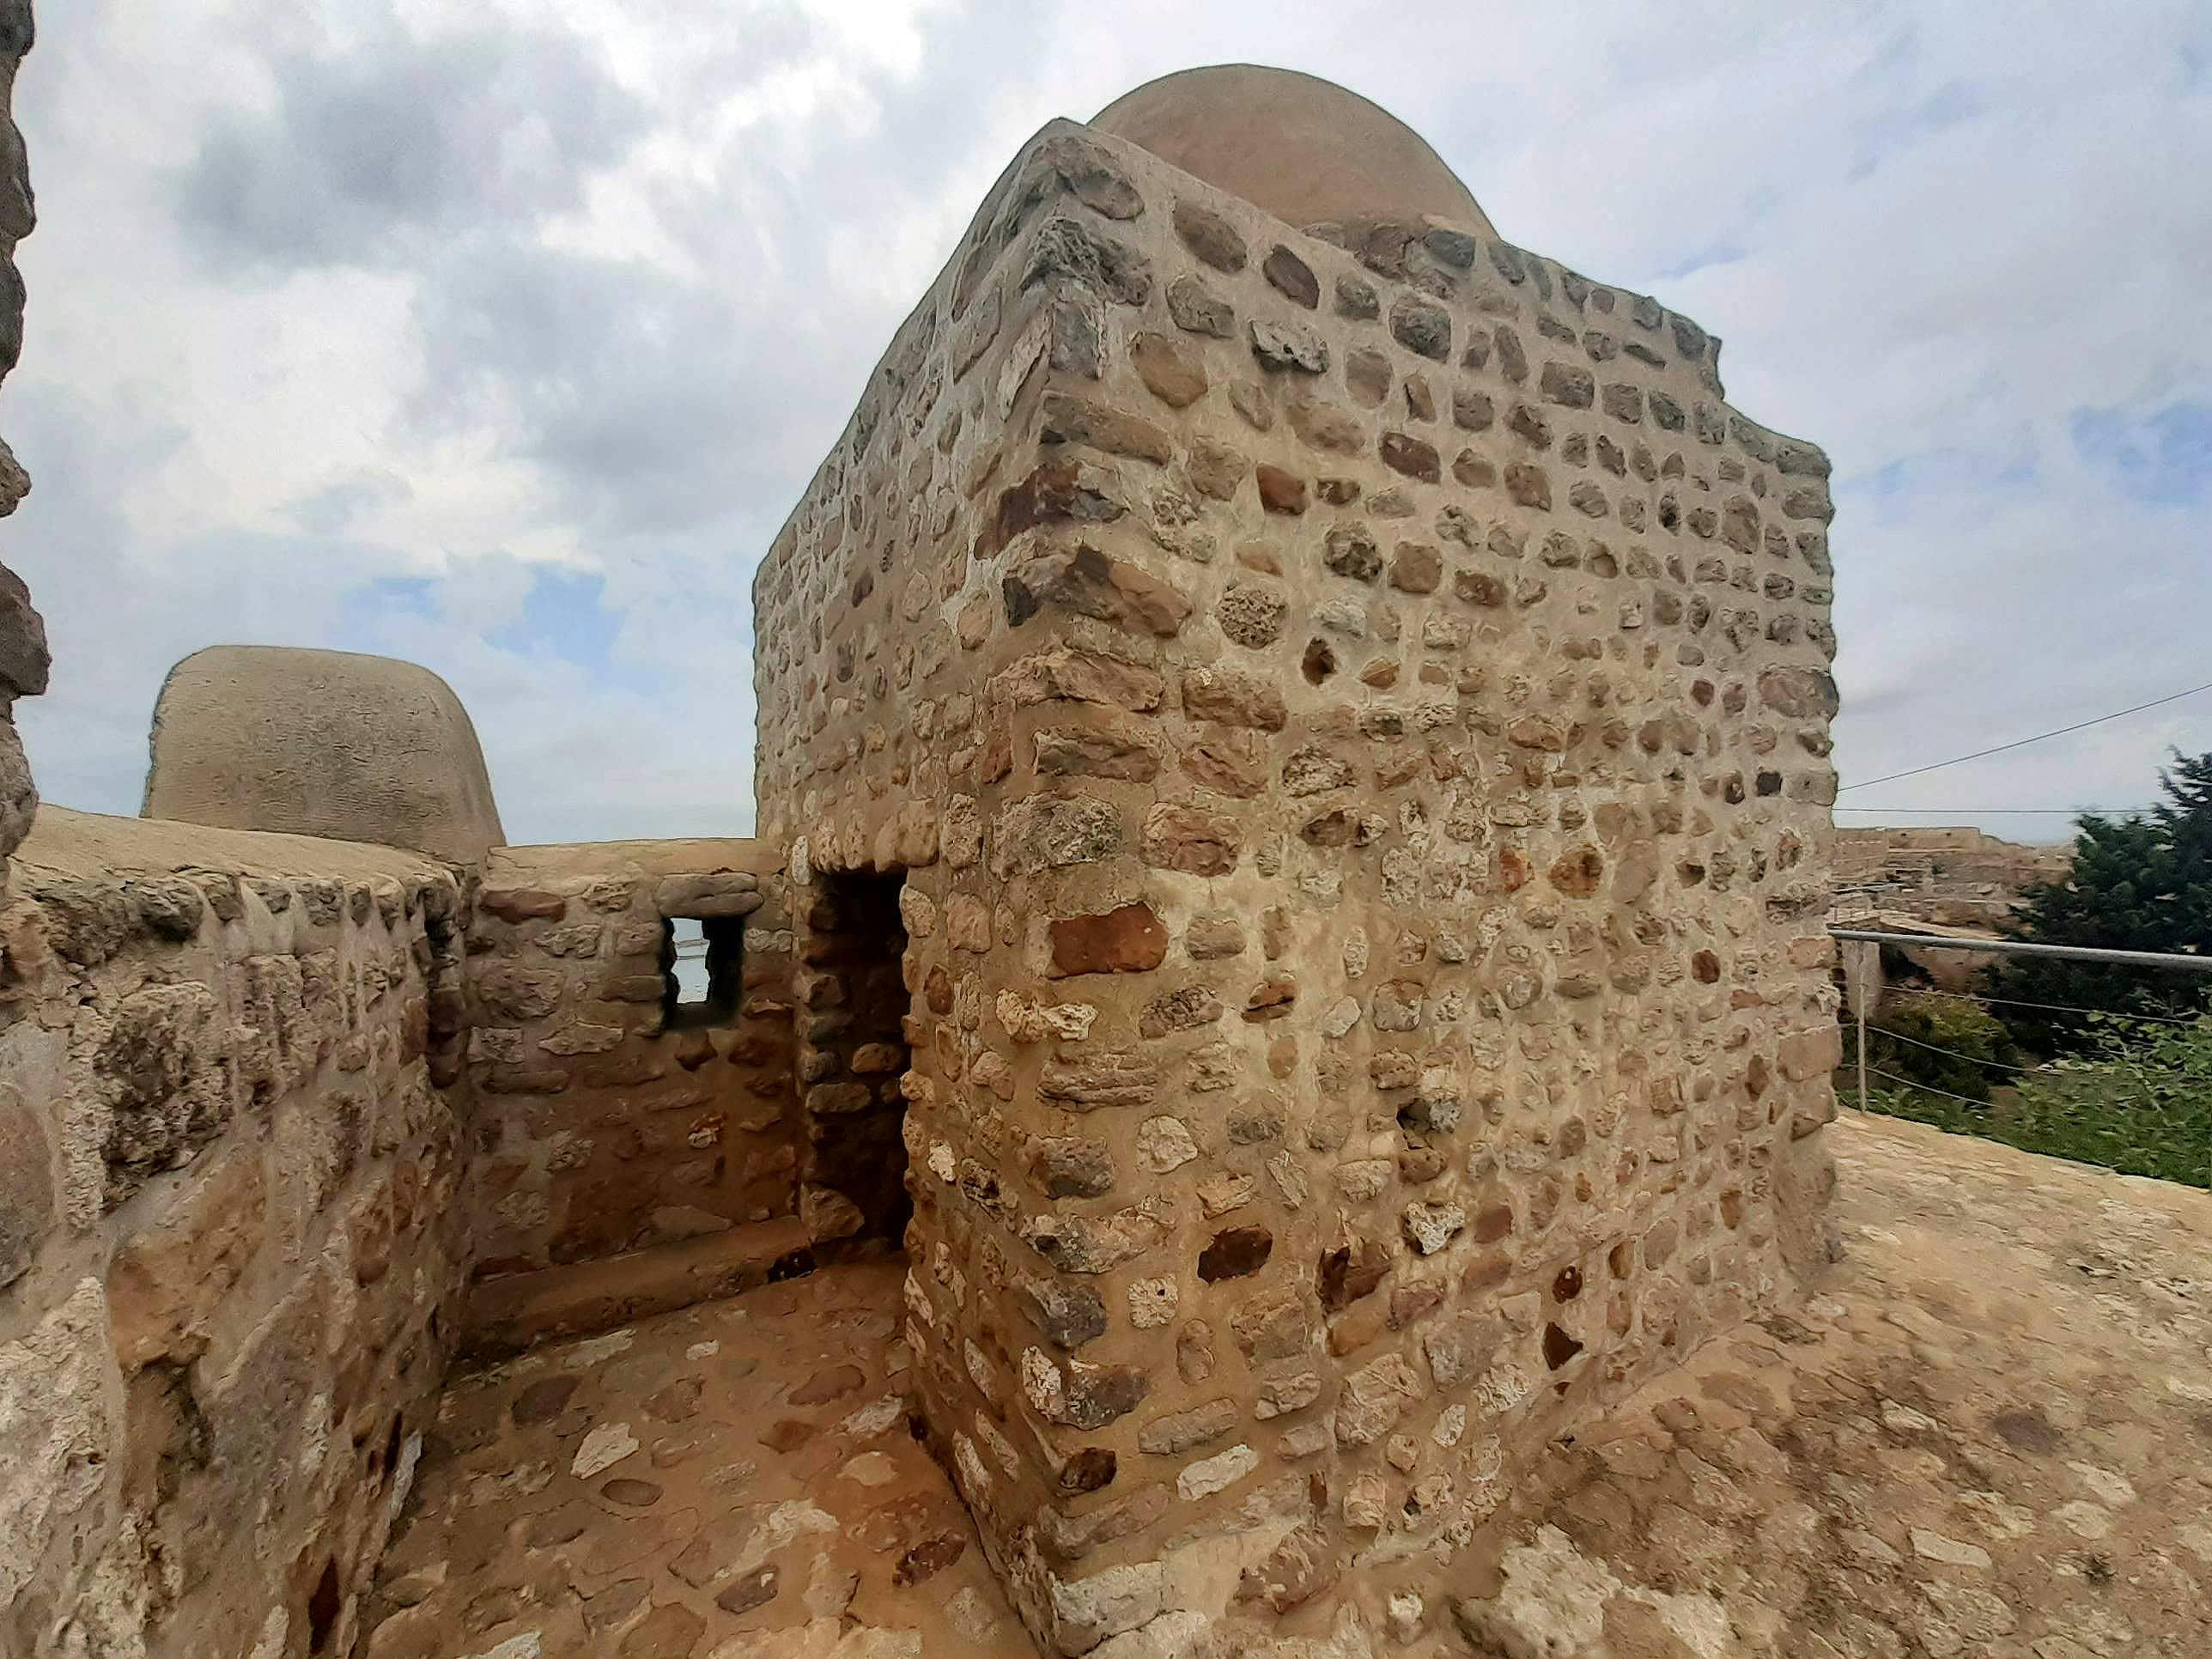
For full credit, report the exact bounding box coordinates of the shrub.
[1866,1013,2211,1190]
[1845,993,2020,1102]
[2000,1015,2212,1188]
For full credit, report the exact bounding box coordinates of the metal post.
[1856,939,1871,1117]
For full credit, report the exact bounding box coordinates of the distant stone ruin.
[1834,824,2072,930]
[1,52,1849,1659]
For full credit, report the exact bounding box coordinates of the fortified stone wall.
[0,808,473,1659]
[461,839,801,1346]
[754,115,1840,1651]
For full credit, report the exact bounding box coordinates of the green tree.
[1992,750,2212,1050]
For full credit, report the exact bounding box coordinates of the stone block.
[655,873,763,918]
[106,1147,266,1370]
[0,1279,120,1609]
[96,980,229,1208]
[0,1093,53,1286]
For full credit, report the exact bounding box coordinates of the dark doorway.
[803,868,914,1255]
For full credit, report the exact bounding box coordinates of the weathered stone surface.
[1040,392,1173,465]
[0,1280,118,1610]
[1139,804,1239,875]
[1024,216,1152,307]
[1040,1051,1159,1112]
[97,981,229,1206]
[1165,275,1233,338]
[1129,332,1208,408]
[656,873,762,917]
[1020,1279,1109,1350]
[1032,1136,1116,1200]
[1026,1202,1171,1274]
[1048,903,1166,975]
[1137,1396,1237,1455]
[106,1147,265,1369]
[1255,465,1307,515]
[0,1095,52,1286]
[1180,665,1286,731]
[1262,245,1318,308]
[1171,199,1247,271]
[1006,547,1193,639]
[991,795,1123,879]
[143,645,506,862]
[1134,1115,1200,1174]
[1035,726,1159,781]
[1390,295,1450,360]
[1049,1561,1165,1654]
[1334,1351,1425,1446]
[1249,318,1328,374]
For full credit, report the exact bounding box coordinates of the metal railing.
[1828,927,2212,1120]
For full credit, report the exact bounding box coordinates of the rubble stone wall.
[465,838,799,1279]
[0,0,45,878]
[0,808,472,1659]
[755,116,1841,1651]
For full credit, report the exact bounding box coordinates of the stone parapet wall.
[0,808,471,1659]
[755,115,1841,1651]
[465,838,799,1280]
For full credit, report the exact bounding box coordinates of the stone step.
[459,1215,817,1364]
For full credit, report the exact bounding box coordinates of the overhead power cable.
[1838,680,2212,793]
[1832,805,2151,815]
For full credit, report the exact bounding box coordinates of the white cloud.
[6,0,2209,848]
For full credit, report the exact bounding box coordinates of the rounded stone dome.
[1092,64,1494,238]
[143,645,505,865]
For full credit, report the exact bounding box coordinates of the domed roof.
[1092,64,1494,238]
[143,645,505,865]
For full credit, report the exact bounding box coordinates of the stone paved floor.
[1444,1112,2212,1659]
[369,1115,2212,1657]
[362,1261,1024,1659]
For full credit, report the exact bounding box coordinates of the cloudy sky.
[4,1,2208,846]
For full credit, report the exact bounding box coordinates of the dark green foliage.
[1845,993,2020,1101]
[1990,750,2212,1052]
[1869,1015,2212,1190]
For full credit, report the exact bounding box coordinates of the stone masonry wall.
[465,839,798,1280]
[0,0,46,880]
[0,808,472,1659]
[755,117,1841,1652]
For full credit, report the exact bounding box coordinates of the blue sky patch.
[2072,401,2212,506]
[333,574,441,654]
[488,567,663,695]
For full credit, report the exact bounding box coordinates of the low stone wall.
[0,808,472,1659]
[464,839,798,1283]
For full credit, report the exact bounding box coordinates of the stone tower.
[752,64,1842,1653]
